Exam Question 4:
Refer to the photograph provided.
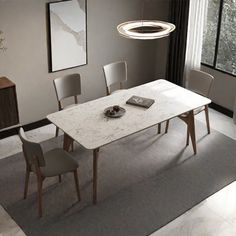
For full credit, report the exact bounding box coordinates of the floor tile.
[205,181,236,225]
[150,202,236,236]
[0,205,26,236]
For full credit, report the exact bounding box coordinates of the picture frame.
[48,0,87,72]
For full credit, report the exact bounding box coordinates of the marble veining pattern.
[50,0,86,71]
[0,205,26,236]
[47,79,211,150]
[150,201,236,236]
[206,181,236,226]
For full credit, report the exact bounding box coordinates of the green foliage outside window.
[202,0,236,76]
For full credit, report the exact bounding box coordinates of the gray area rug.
[1,118,236,236]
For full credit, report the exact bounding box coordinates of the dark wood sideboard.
[0,77,19,130]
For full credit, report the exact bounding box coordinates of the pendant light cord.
[141,0,146,27]
[141,0,144,25]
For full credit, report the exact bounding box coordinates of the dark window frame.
[201,0,236,77]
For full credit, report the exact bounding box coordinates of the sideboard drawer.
[0,77,19,130]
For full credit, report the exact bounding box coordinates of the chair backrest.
[103,61,127,94]
[187,69,214,97]
[19,128,45,167]
[53,73,81,102]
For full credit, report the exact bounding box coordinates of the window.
[202,0,236,76]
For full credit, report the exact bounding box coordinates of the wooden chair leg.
[24,170,30,199]
[58,175,62,183]
[165,120,169,133]
[186,126,189,146]
[55,127,59,137]
[63,134,74,152]
[204,105,210,134]
[71,141,74,152]
[37,176,43,217]
[73,169,81,201]
[157,123,161,134]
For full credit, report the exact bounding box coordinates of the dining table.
[47,79,211,204]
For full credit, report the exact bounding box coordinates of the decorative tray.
[104,105,126,118]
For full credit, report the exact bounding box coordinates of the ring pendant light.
[117,0,175,40]
[117,20,175,40]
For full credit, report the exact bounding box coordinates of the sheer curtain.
[184,0,208,87]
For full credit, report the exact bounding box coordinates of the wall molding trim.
[209,102,233,118]
[0,119,51,139]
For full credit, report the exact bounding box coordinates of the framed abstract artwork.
[48,0,87,72]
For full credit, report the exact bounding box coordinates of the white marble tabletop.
[47,79,211,150]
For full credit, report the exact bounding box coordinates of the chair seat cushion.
[41,149,78,177]
[193,106,205,115]
[111,89,126,94]
[64,103,78,110]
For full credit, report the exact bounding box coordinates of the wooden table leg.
[165,120,169,134]
[63,133,73,152]
[187,110,197,155]
[179,110,197,155]
[157,123,161,134]
[93,148,99,204]
[204,105,210,134]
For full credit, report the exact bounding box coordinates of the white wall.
[0,0,170,125]
[202,66,236,111]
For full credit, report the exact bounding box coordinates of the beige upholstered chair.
[103,61,127,95]
[19,128,81,217]
[165,69,214,143]
[53,74,81,137]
